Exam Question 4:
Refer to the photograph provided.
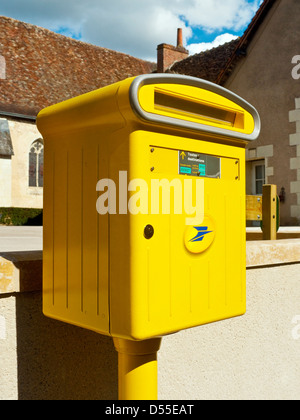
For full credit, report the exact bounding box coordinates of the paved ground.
[0,226,42,252]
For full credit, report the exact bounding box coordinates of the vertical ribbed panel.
[43,138,109,335]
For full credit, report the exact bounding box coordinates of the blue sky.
[0,0,263,61]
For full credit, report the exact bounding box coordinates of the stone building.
[171,0,300,225]
[0,16,155,209]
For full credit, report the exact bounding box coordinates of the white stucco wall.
[0,157,12,207]
[0,296,18,400]
[8,119,43,209]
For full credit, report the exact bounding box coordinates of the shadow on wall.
[15,292,118,400]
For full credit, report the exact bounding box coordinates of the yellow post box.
[37,74,260,399]
[37,74,260,342]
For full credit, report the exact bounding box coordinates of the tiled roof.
[171,0,277,85]
[170,39,240,83]
[216,0,277,84]
[0,16,156,117]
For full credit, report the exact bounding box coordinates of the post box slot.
[154,90,244,129]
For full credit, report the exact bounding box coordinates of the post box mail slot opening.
[132,75,259,141]
[154,89,245,129]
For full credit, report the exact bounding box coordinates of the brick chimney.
[157,28,189,73]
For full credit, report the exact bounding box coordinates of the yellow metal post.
[113,337,162,400]
[262,184,277,240]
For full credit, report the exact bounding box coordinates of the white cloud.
[187,33,239,55]
[81,3,192,60]
[180,0,262,32]
[0,0,262,60]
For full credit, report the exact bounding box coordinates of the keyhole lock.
[144,225,154,239]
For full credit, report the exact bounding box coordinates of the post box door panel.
[110,130,246,340]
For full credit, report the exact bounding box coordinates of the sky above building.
[0,0,263,61]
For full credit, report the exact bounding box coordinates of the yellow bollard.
[113,337,162,400]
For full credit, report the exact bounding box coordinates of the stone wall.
[0,239,299,400]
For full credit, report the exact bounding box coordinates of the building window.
[252,160,265,195]
[29,140,44,187]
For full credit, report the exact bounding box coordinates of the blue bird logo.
[189,226,213,242]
